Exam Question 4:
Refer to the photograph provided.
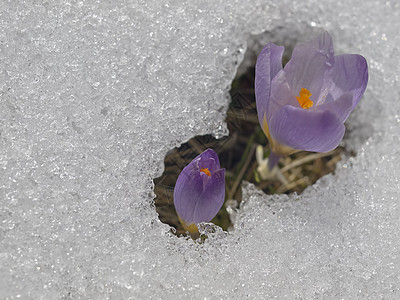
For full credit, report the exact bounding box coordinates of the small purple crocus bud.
[174,149,225,234]
[255,31,368,169]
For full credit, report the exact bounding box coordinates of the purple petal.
[268,105,345,152]
[192,168,225,223]
[255,43,284,128]
[267,70,298,121]
[174,170,203,223]
[196,148,221,173]
[316,93,354,122]
[196,148,220,165]
[173,149,225,225]
[284,31,334,104]
[329,54,368,109]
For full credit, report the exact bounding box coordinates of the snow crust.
[1,0,400,298]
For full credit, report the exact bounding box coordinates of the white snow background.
[1,0,400,299]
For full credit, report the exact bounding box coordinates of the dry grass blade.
[280,150,341,173]
[228,143,256,200]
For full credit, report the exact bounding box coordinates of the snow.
[1,0,400,298]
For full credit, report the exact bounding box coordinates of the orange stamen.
[296,88,313,109]
[200,168,211,176]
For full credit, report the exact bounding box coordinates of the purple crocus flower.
[255,31,368,169]
[174,149,225,233]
